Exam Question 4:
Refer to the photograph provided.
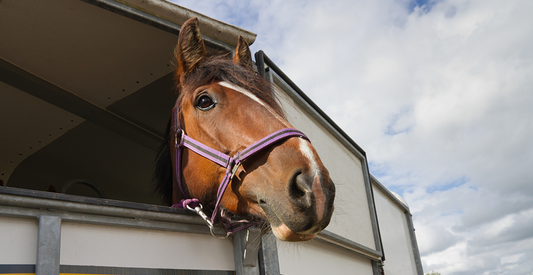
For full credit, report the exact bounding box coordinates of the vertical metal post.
[254,51,266,79]
[406,213,424,275]
[233,228,261,275]
[258,232,280,275]
[371,260,384,275]
[36,215,61,275]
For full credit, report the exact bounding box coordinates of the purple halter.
[170,97,309,238]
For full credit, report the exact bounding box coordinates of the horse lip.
[258,197,320,234]
[272,223,316,242]
[259,199,320,241]
[258,199,283,228]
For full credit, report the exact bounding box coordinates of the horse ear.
[233,35,253,70]
[175,17,206,80]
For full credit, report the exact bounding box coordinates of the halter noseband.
[170,98,309,238]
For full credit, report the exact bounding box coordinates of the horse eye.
[196,95,215,110]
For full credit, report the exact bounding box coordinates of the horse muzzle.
[258,168,335,242]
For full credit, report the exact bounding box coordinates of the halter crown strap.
[170,104,310,236]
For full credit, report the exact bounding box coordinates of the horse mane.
[153,53,284,205]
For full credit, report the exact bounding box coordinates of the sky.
[168,0,533,274]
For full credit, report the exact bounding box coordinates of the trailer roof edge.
[110,0,257,47]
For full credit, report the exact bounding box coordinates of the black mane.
[153,120,173,205]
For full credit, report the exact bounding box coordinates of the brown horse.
[154,17,335,242]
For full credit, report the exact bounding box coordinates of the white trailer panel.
[372,176,423,274]
[277,240,374,274]
[0,217,38,265]
[60,223,235,270]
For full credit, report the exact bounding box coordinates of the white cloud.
[171,0,533,273]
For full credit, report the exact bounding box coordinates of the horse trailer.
[0,0,423,274]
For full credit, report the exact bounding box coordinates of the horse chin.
[272,223,316,242]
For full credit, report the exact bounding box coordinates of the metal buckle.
[186,203,229,239]
[230,162,242,180]
[175,129,185,147]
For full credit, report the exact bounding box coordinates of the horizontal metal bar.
[0,204,210,235]
[0,186,174,214]
[0,193,204,226]
[316,230,382,261]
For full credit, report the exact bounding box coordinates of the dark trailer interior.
[0,0,256,205]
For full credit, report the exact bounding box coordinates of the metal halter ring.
[186,203,229,239]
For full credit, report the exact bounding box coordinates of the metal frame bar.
[0,58,164,151]
[36,215,61,275]
[406,213,424,275]
[315,231,381,261]
[232,229,262,275]
[258,233,280,275]
[59,265,235,274]
[0,188,204,226]
[0,203,210,235]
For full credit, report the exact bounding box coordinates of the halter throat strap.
[170,102,309,236]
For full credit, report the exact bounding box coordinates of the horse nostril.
[287,171,313,209]
[290,173,306,198]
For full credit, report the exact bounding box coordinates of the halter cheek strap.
[170,103,310,237]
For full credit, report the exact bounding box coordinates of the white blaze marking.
[218,81,291,127]
[300,138,326,220]
[219,81,264,107]
[299,138,319,174]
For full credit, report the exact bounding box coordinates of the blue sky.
[171,0,533,273]
[409,0,435,12]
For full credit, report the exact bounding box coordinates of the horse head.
[156,17,335,241]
